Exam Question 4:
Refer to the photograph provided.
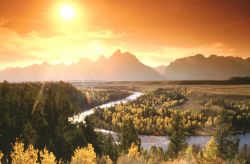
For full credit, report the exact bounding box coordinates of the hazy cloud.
[0,25,238,70]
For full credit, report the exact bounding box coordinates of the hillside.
[0,82,93,159]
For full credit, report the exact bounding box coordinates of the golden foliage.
[0,151,3,164]
[128,143,140,158]
[203,137,220,163]
[10,140,38,164]
[25,145,38,164]
[71,144,96,164]
[102,156,113,164]
[40,148,56,164]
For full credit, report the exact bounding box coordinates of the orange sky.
[0,0,250,69]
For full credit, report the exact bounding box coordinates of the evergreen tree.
[167,112,187,159]
[101,134,118,161]
[84,117,102,155]
[118,119,141,153]
[23,121,38,146]
[215,110,239,160]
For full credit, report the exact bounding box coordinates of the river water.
[70,92,250,150]
[69,92,143,124]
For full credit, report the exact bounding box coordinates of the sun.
[60,4,76,20]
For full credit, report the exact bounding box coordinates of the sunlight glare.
[60,4,75,20]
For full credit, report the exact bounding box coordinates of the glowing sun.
[60,4,76,20]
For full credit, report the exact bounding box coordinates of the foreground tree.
[128,143,140,158]
[203,137,219,162]
[0,151,3,164]
[101,134,118,161]
[71,144,96,164]
[40,148,56,164]
[118,119,141,153]
[0,82,90,160]
[10,140,38,164]
[167,112,187,159]
[215,111,239,160]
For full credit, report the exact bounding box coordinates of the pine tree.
[84,117,102,154]
[118,119,141,153]
[215,110,239,160]
[23,121,38,145]
[167,112,187,159]
[102,134,118,161]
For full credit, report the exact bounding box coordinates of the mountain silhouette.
[1,51,250,81]
[162,54,250,80]
[0,50,164,82]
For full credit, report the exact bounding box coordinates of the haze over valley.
[1,50,250,82]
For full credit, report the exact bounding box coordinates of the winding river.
[70,92,250,150]
[69,92,143,124]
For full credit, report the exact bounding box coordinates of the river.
[68,92,143,124]
[70,91,250,150]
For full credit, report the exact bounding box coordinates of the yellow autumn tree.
[10,140,38,164]
[128,143,140,158]
[25,145,38,164]
[40,148,56,164]
[10,140,26,163]
[117,143,145,164]
[203,137,219,163]
[71,144,96,164]
[0,151,3,164]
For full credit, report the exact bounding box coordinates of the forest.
[0,81,127,162]
[0,82,250,163]
[91,88,250,135]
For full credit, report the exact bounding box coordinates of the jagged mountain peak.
[0,50,163,81]
[113,49,122,55]
[109,49,139,63]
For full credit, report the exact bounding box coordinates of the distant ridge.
[0,50,164,82]
[1,51,250,82]
[162,54,250,80]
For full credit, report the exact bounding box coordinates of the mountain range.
[0,50,164,81]
[0,50,250,81]
[155,54,250,80]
